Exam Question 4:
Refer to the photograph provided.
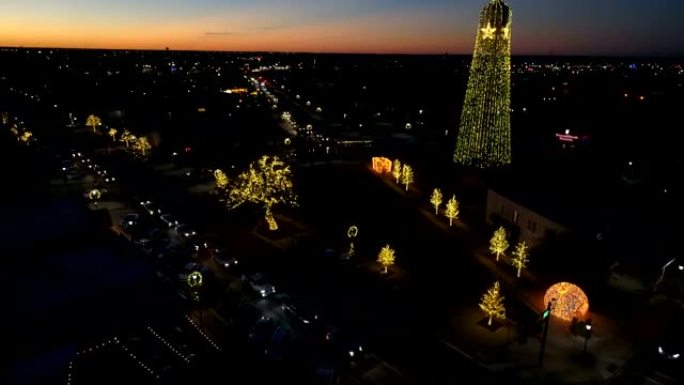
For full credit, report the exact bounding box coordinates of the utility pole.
[539,302,552,367]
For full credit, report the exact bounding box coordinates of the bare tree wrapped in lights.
[454,0,512,168]
[401,164,414,191]
[214,169,229,189]
[108,128,118,142]
[445,195,460,227]
[227,155,296,231]
[480,281,506,326]
[430,188,443,215]
[119,129,136,149]
[392,159,402,183]
[85,114,102,133]
[133,136,152,156]
[377,244,396,274]
[511,241,529,277]
[489,226,509,261]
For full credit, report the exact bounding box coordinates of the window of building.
[513,210,519,224]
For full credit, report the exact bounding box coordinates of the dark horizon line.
[1,45,683,60]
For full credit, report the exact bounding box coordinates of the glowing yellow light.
[455,0,512,168]
[511,241,529,277]
[227,155,296,231]
[372,157,392,174]
[85,114,102,133]
[489,226,509,261]
[214,169,229,189]
[133,136,152,156]
[445,195,460,227]
[480,281,506,326]
[401,164,414,191]
[108,128,118,142]
[501,25,510,40]
[392,159,402,183]
[544,282,589,321]
[187,271,203,288]
[377,244,396,274]
[89,189,102,200]
[20,130,33,144]
[430,188,443,215]
[481,23,497,40]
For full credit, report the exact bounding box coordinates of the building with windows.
[486,189,567,247]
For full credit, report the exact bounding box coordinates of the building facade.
[486,189,567,248]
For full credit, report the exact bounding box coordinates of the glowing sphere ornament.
[544,282,589,321]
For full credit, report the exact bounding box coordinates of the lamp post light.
[583,321,593,354]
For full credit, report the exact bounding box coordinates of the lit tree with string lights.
[444,195,460,227]
[86,114,102,133]
[108,128,118,142]
[227,155,296,231]
[134,136,152,156]
[430,188,443,215]
[489,226,509,261]
[480,281,506,326]
[511,241,529,278]
[120,129,136,148]
[214,169,229,189]
[392,159,402,183]
[377,244,396,274]
[401,164,414,191]
[454,0,512,168]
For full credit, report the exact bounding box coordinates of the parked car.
[242,272,276,297]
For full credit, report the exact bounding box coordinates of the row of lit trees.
[391,159,414,191]
[85,114,152,157]
[488,226,530,277]
[430,188,460,227]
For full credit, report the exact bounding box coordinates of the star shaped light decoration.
[481,23,496,40]
[501,25,511,40]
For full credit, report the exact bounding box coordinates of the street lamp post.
[583,321,593,354]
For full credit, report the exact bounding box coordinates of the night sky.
[1,0,683,55]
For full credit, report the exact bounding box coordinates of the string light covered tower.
[454,0,512,168]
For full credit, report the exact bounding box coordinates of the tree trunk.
[265,206,278,231]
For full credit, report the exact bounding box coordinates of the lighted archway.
[544,282,589,321]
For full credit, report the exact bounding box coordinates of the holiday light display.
[227,155,296,231]
[445,195,460,226]
[85,114,102,133]
[377,244,396,274]
[430,188,443,215]
[392,159,402,183]
[454,0,512,168]
[489,226,509,261]
[511,241,529,277]
[401,164,414,191]
[544,282,589,321]
[480,281,506,326]
[214,169,229,189]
